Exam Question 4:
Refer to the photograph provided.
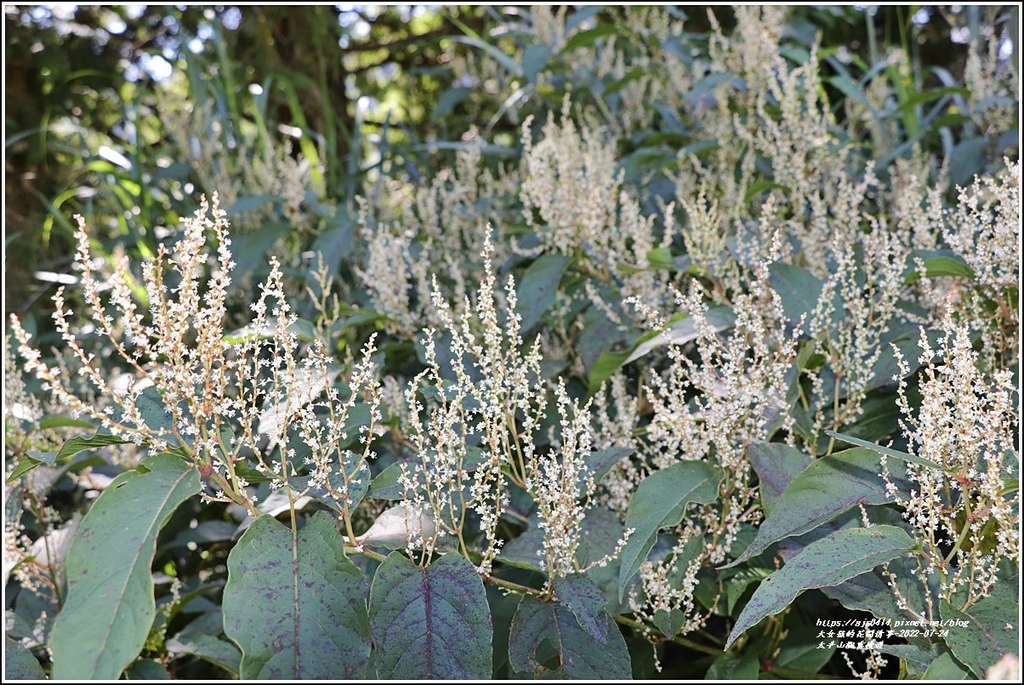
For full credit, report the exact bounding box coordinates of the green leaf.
[902,249,975,284]
[729,448,908,567]
[222,512,371,679]
[746,441,812,515]
[522,44,552,82]
[367,462,405,500]
[744,179,790,203]
[166,610,241,674]
[725,525,913,649]
[134,385,175,435]
[618,462,722,601]
[922,650,971,680]
[431,87,471,122]
[561,23,621,53]
[369,552,492,679]
[896,85,970,111]
[622,306,735,365]
[574,508,632,612]
[579,304,627,372]
[5,454,47,482]
[4,635,46,679]
[588,350,632,394]
[940,581,1019,678]
[586,446,633,487]
[38,415,94,430]
[447,35,522,77]
[126,659,171,679]
[229,221,291,282]
[824,430,944,471]
[775,624,835,673]
[516,254,570,332]
[226,194,277,216]
[706,650,760,679]
[553,574,610,642]
[49,453,201,679]
[646,246,674,270]
[53,431,131,462]
[822,542,934,625]
[949,137,989,187]
[508,594,631,679]
[768,262,824,324]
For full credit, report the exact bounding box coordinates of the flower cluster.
[10,196,382,525]
[399,228,630,584]
[884,312,1019,607]
[354,134,518,337]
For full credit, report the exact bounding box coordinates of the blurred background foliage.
[4,3,1019,326]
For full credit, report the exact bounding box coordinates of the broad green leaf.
[522,44,551,82]
[516,254,570,332]
[729,448,908,567]
[902,249,975,284]
[4,635,46,679]
[821,536,935,625]
[367,461,405,500]
[880,642,943,675]
[134,385,175,435]
[585,446,633,487]
[646,246,674,270]
[622,306,735,365]
[706,650,759,679]
[746,441,812,514]
[775,624,835,673]
[369,552,492,679]
[824,430,944,471]
[575,507,631,612]
[431,86,471,122]
[486,582,524,676]
[226,194,277,216]
[744,179,790,203]
[588,350,632,394]
[618,462,722,601]
[508,594,631,679]
[922,650,971,680]
[579,304,627,371]
[553,574,610,642]
[49,453,201,679]
[170,639,238,673]
[768,262,823,324]
[940,581,1019,678]
[949,137,989,187]
[725,525,913,649]
[561,23,621,53]
[228,221,291,282]
[222,512,371,679]
[309,214,355,276]
[126,659,171,679]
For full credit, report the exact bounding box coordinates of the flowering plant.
[5,5,1018,681]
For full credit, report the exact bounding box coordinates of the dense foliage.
[4,5,1020,680]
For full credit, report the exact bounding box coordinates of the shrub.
[4,5,1019,680]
